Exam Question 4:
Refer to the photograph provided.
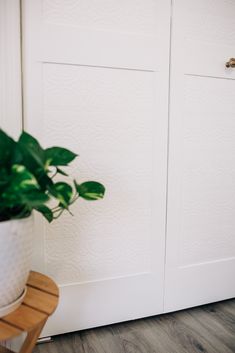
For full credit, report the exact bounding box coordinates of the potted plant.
[0,129,105,317]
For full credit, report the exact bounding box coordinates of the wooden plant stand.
[0,271,59,353]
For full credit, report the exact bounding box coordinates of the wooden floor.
[35,299,235,353]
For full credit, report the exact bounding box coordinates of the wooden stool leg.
[19,319,47,353]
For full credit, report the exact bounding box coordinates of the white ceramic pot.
[0,215,33,317]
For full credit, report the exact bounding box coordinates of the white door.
[165,0,235,312]
[22,0,171,336]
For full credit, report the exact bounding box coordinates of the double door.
[22,0,235,336]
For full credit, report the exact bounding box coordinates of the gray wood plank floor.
[35,299,235,353]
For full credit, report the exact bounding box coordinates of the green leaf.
[0,168,10,192]
[0,129,105,221]
[0,129,16,167]
[75,181,105,201]
[0,165,40,207]
[36,172,54,191]
[18,131,45,171]
[11,164,39,190]
[35,205,53,222]
[21,190,50,207]
[17,132,51,190]
[0,163,48,208]
[49,182,73,208]
[45,147,77,166]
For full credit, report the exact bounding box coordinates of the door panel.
[165,0,235,312]
[22,0,171,335]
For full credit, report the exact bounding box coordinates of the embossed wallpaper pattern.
[43,0,159,35]
[42,64,156,285]
[180,77,235,266]
[182,0,235,47]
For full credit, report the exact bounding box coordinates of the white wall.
[0,0,22,138]
[0,2,23,348]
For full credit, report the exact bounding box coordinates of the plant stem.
[53,208,64,219]
[69,193,79,205]
[51,206,61,212]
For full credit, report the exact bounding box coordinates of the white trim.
[0,0,22,138]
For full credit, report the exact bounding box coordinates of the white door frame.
[0,0,22,137]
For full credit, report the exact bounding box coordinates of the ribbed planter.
[0,215,33,317]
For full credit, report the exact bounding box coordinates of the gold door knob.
[225,58,235,68]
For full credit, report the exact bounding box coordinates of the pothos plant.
[0,129,105,223]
